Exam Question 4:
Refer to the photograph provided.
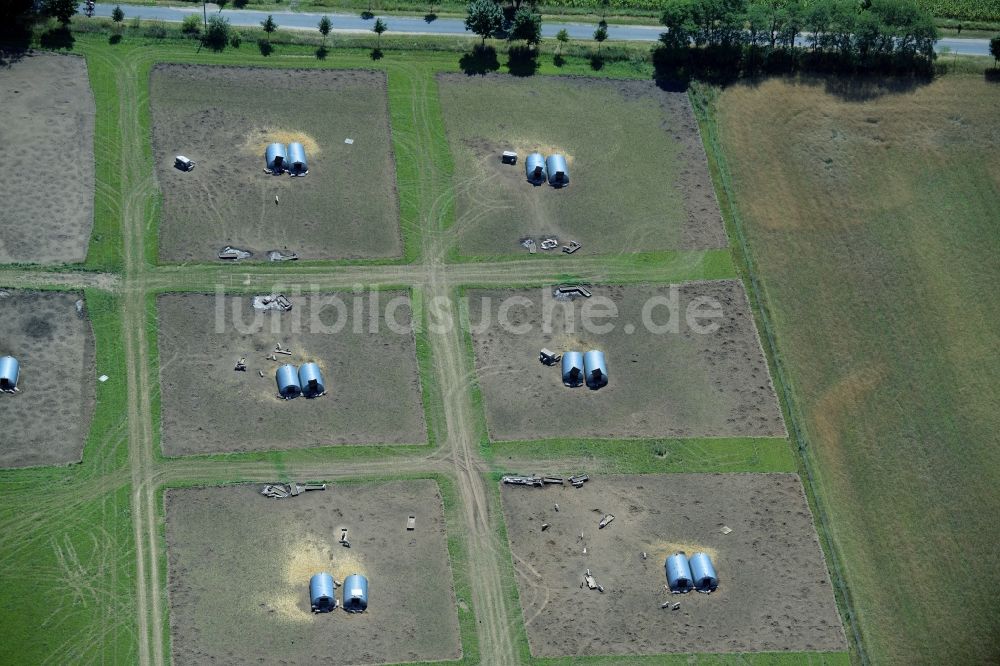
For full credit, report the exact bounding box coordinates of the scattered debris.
[599,514,615,529]
[569,474,589,488]
[266,250,299,262]
[562,240,582,254]
[642,552,648,560]
[552,285,592,300]
[502,475,543,487]
[339,528,351,548]
[541,523,550,531]
[407,515,416,531]
[98,375,109,383]
[275,195,280,205]
[553,504,559,512]
[260,482,326,499]
[252,294,292,311]
[583,569,604,592]
[540,238,559,251]
[501,150,517,164]
[218,246,252,261]
[539,348,561,365]
[521,238,537,254]
[234,357,247,372]
[274,343,292,355]
[258,369,264,378]
[721,526,733,535]
[75,299,86,318]
[344,138,354,145]
[661,601,681,610]
[174,155,196,172]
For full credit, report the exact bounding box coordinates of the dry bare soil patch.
[166,480,461,664]
[437,74,727,257]
[157,292,425,456]
[0,53,95,265]
[0,290,95,467]
[151,65,400,262]
[466,281,784,441]
[501,473,846,657]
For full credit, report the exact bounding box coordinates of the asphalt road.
[92,3,992,56]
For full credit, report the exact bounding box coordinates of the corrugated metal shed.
[525,152,547,184]
[0,356,19,391]
[689,552,718,593]
[288,142,308,175]
[310,572,337,612]
[583,350,607,389]
[665,552,694,593]
[298,362,325,398]
[561,351,584,387]
[343,574,368,613]
[265,143,288,173]
[545,154,569,186]
[276,364,301,399]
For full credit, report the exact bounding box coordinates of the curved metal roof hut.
[525,152,547,184]
[298,362,325,398]
[545,154,569,187]
[0,356,19,392]
[310,572,337,613]
[561,351,584,387]
[689,552,718,593]
[665,552,694,593]
[287,142,308,176]
[583,350,608,389]
[265,143,288,174]
[342,574,368,613]
[276,364,301,399]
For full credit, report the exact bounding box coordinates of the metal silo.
[276,364,301,399]
[525,152,547,184]
[298,362,325,398]
[265,143,288,173]
[310,572,337,612]
[689,552,718,593]
[545,154,569,186]
[583,350,608,389]
[665,552,694,593]
[342,574,368,613]
[0,356,19,392]
[288,142,308,175]
[561,351,584,387]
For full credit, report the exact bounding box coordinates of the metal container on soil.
[545,154,569,186]
[310,572,337,612]
[561,351,584,387]
[583,350,607,389]
[342,574,368,613]
[265,142,288,173]
[689,552,718,593]
[0,356,19,391]
[287,142,308,175]
[298,362,325,398]
[525,152,547,184]
[665,552,694,593]
[276,364,301,399]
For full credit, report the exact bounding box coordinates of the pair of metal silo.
[275,362,326,399]
[524,152,570,187]
[561,350,608,389]
[665,551,718,594]
[309,572,368,613]
[265,142,308,175]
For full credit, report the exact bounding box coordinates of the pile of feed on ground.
[150,65,401,262]
[0,53,95,265]
[156,292,426,456]
[166,479,462,664]
[0,290,95,468]
[501,473,846,657]
[717,75,1000,664]
[437,74,727,257]
[465,281,785,441]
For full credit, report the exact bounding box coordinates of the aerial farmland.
[1,4,997,665]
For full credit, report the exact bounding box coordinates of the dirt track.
[0,53,95,264]
[502,473,847,657]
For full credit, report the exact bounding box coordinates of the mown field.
[713,75,1000,664]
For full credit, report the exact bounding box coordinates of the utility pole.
[203,0,208,27]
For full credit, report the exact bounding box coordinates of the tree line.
[656,0,941,77]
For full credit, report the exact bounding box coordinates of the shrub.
[203,13,230,50]
[144,20,167,38]
[181,13,201,35]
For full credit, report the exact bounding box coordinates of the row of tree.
[658,0,940,70]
